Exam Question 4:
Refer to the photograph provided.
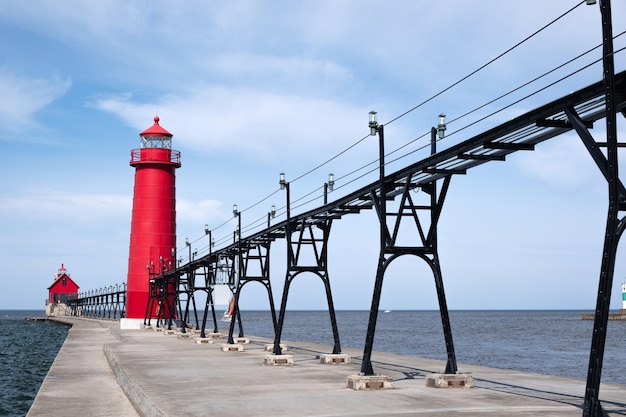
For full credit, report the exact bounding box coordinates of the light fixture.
[232,204,238,216]
[437,114,446,139]
[328,173,334,191]
[171,248,175,257]
[271,205,276,218]
[185,237,190,247]
[204,224,209,235]
[279,172,286,190]
[586,0,596,4]
[211,237,215,247]
[369,111,378,136]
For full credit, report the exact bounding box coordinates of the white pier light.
[369,111,378,136]
[271,205,276,218]
[279,172,286,190]
[437,114,446,139]
[328,173,335,191]
[232,204,238,216]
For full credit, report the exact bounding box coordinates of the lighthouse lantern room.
[122,116,181,329]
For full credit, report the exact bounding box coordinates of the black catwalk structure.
[70,2,624,415]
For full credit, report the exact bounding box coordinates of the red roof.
[48,264,80,291]
[140,116,172,137]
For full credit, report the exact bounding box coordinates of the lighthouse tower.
[121,116,181,329]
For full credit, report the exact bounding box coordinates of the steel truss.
[226,240,278,344]
[147,65,624,415]
[361,124,458,375]
[144,268,179,330]
[196,262,224,337]
[273,217,342,355]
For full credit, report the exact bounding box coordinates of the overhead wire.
[285,0,588,203]
[383,32,626,168]
[336,29,626,188]
[383,1,586,127]
[192,0,593,253]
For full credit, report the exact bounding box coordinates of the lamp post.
[185,238,191,263]
[369,111,385,183]
[233,204,241,242]
[267,205,276,227]
[205,224,215,258]
[279,173,290,222]
[324,173,334,204]
[436,114,446,152]
[369,110,386,244]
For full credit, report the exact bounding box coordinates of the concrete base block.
[176,332,191,339]
[264,354,294,366]
[195,338,214,344]
[142,324,152,330]
[426,373,474,388]
[163,329,176,335]
[221,344,244,352]
[120,318,144,330]
[346,375,393,390]
[153,327,164,332]
[320,353,351,364]
[234,337,250,344]
[264,343,287,352]
[206,332,222,339]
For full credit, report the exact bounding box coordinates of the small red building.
[47,264,79,304]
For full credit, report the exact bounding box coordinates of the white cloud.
[1,0,625,312]
[177,198,224,225]
[0,189,130,222]
[0,68,71,134]
[91,87,371,163]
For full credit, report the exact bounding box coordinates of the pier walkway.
[28,317,626,417]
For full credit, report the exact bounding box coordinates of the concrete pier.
[28,317,626,417]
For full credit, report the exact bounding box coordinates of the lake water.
[0,310,68,417]
[232,309,626,384]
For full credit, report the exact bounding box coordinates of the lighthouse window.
[62,277,67,286]
[140,135,171,149]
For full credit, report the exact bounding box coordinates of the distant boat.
[383,309,391,313]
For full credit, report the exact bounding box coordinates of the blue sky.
[1,1,625,311]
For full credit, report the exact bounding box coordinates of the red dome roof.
[140,116,172,137]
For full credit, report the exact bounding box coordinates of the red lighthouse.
[122,116,181,329]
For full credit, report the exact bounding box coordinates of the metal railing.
[66,283,126,319]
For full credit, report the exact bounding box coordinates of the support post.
[583,1,620,416]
